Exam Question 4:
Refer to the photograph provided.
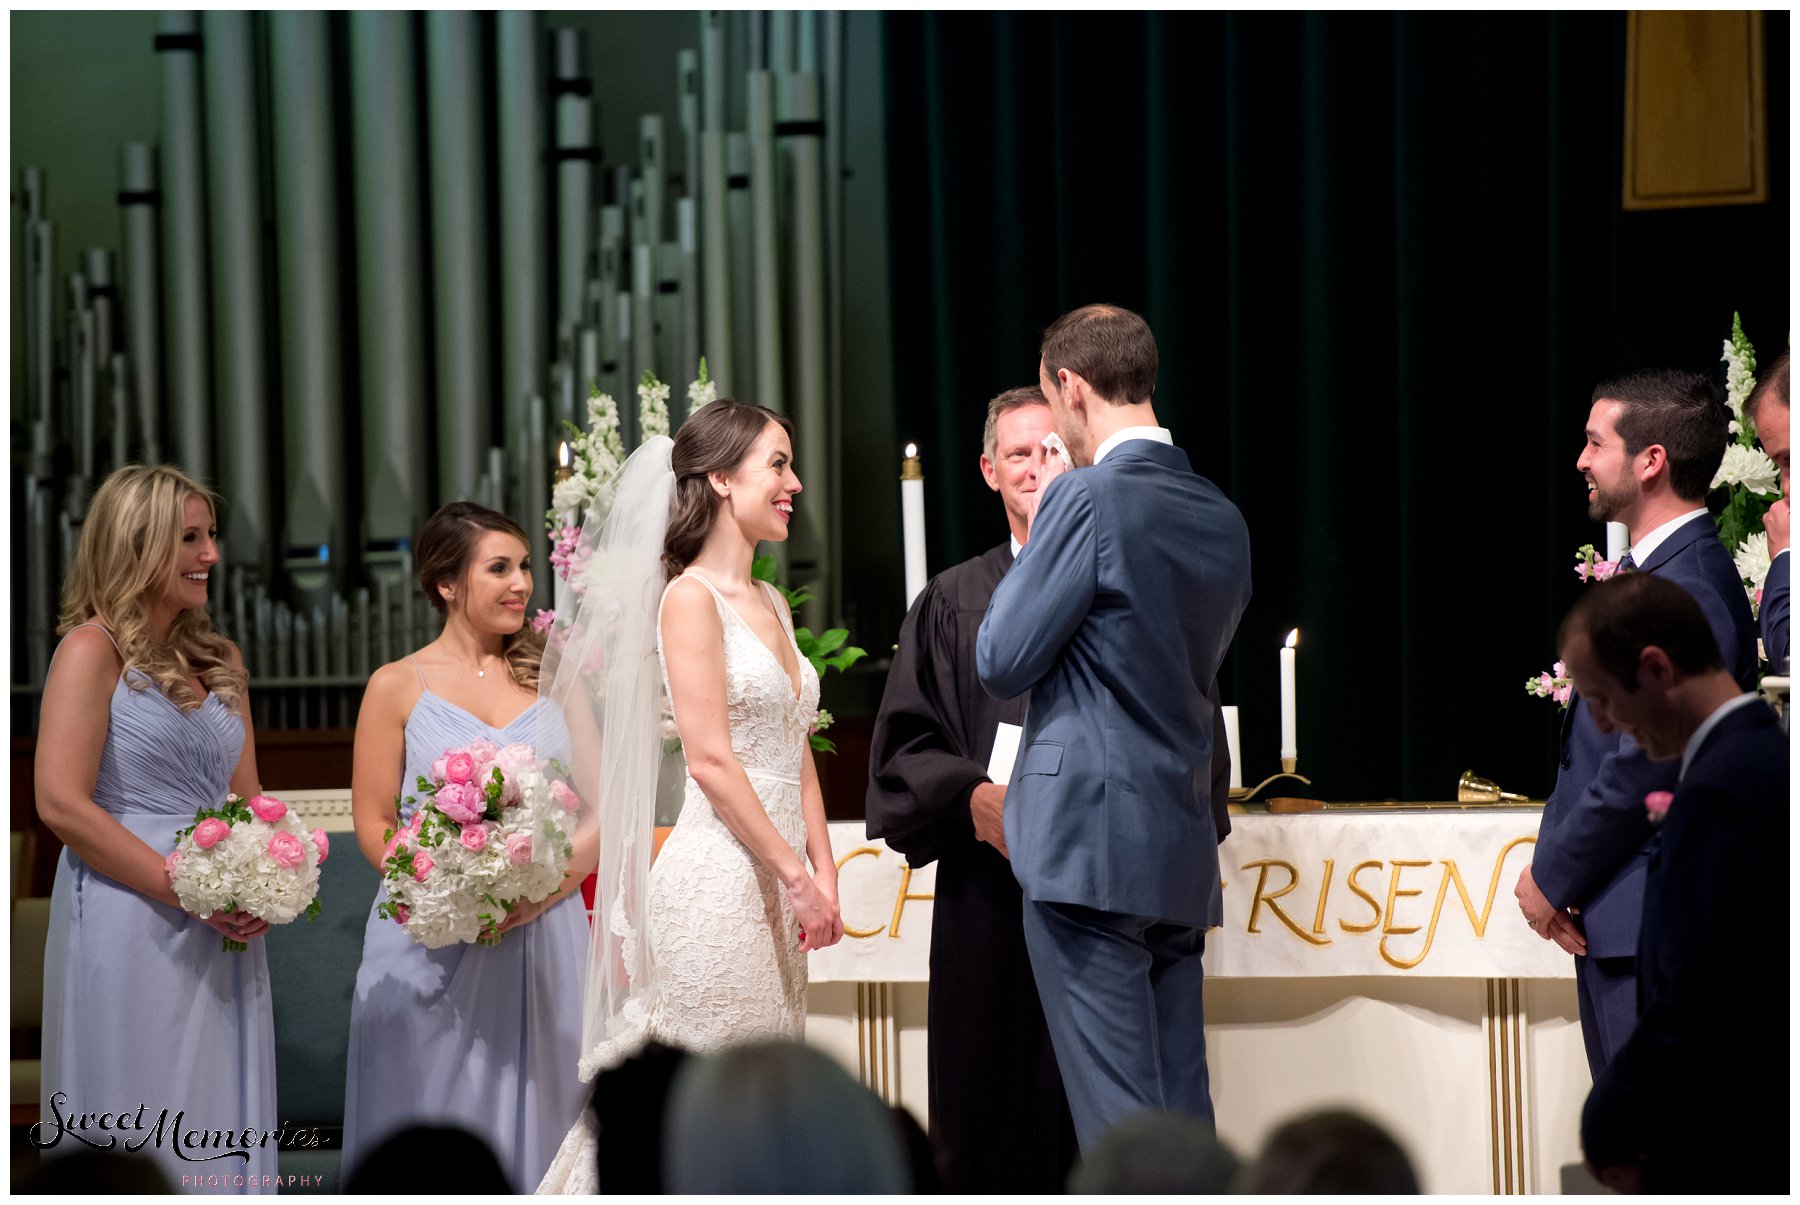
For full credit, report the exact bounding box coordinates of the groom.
[976,304,1252,1146]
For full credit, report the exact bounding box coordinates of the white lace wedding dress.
[537,573,821,1194]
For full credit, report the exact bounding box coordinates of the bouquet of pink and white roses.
[167,793,327,952]
[376,739,582,949]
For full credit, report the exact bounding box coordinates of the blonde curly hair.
[57,464,246,711]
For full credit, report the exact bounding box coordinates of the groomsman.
[1558,575,1788,1193]
[865,386,1080,1192]
[1516,370,1755,1076]
[1745,351,1788,671]
[978,305,1252,1146]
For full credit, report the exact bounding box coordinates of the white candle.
[1280,629,1299,763]
[1221,704,1242,789]
[553,442,574,616]
[901,443,927,608]
[1605,521,1629,564]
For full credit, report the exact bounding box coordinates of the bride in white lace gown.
[537,401,845,1193]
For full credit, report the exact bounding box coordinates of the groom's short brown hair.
[1041,304,1158,407]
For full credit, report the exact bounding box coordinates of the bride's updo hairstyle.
[415,501,545,690]
[662,399,795,580]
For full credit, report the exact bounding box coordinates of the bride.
[538,399,845,1193]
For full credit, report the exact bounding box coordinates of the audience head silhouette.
[662,1040,910,1193]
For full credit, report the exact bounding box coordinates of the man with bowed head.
[1557,574,1787,1193]
[977,304,1252,1145]
[1516,369,1755,1077]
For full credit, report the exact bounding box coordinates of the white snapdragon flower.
[637,377,672,442]
[1711,443,1781,496]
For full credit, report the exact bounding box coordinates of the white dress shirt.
[1093,425,1173,465]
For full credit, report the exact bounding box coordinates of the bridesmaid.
[35,465,277,1193]
[341,503,595,1191]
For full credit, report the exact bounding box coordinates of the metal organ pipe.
[268,11,348,605]
[157,11,212,483]
[426,11,493,503]
[118,143,164,465]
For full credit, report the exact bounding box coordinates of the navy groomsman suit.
[1532,511,1755,1075]
[1581,696,1788,1192]
[1762,549,1789,672]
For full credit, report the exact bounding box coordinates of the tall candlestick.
[1221,704,1243,789]
[1605,522,1628,565]
[901,443,926,608]
[1280,629,1299,771]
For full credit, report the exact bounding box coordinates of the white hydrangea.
[1711,443,1781,496]
[381,754,580,949]
[169,804,323,930]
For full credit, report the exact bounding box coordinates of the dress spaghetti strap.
[67,621,121,652]
[405,654,429,691]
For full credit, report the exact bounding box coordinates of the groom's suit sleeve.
[977,474,1097,700]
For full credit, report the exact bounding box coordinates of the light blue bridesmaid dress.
[339,669,589,1192]
[39,627,280,1194]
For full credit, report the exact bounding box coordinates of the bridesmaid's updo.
[662,400,794,580]
[415,502,545,690]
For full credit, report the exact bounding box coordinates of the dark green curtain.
[881,11,1789,801]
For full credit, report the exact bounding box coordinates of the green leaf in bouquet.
[304,899,322,922]
[809,734,837,755]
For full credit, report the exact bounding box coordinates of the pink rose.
[431,753,450,782]
[496,742,537,776]
[1645,791,1674,824]
[310,829,330,864]
[442,751,476,785]
[247,794,287,822]
[192,817,231,849]
[413,852,434,881]
[460,823,490,852]
[164,850,183,883]
[550,780,582,814]
[435,782,483,826]
[394,904,411,924]
[382,832,404,862]
[268,831,306,869]
[505,833,533,866]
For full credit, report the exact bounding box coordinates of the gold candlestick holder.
[1230,762,1313,803]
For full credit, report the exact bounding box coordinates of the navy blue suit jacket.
[1762,549,1789,673]
[1580,699,1788,1191]
[976,440,1252,928]
[1533,512,1757,957]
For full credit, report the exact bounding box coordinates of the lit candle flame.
[904,442,918,459]
[1285,629,1299,649]
[558,441,570,468]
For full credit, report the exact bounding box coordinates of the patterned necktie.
[1618,550,1637,573]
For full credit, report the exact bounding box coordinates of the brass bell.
[1457,769,1530,805]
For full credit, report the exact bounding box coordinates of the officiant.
[865,386,1079,1192]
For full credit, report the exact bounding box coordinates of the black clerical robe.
[866,542,1077,1193]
